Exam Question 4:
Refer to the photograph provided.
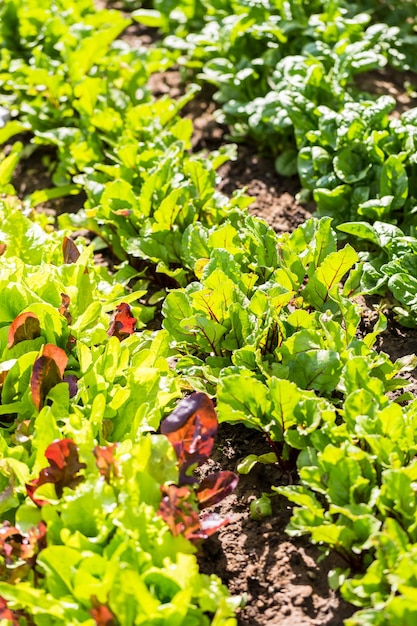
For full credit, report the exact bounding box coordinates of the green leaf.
[0,142,23,187]
[358,196,394,221]
[217,371,270,430]
[132,9,163,27]
[333,144,370,184]
[388,273,417,308]
[29,185,81,207]
[37,546,83,596]
[380,155,408,210]
[237,453,278,474]
[288,350,341,392]
[303,245,358,309]
[269,378,301,435]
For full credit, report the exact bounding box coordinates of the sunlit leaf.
[160,393,217,484]
[197,471,238,509]
[30,344,68,411]
[7,312,41,349]
[107,303,136,341]
[26,439,86,506]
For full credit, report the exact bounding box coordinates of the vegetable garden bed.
[2,1,417,625]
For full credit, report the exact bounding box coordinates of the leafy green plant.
[0,434,239,625]
[3,1,417,624]
[339,220,417,327]
[0,0,175,191]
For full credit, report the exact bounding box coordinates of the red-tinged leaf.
[42,344,67,377]
[0,370,8,388]
[0,596,20,625]
[30,344,68,410]
[0,520,47,583]
[161,393,218,484]
[199,512,234,538]
[63,374,78,398]
[197,471,239,510]
[0,243,7,256]
[158,483,233,543]
[67,335,77,351]
[26,439,86,506]
[158,484,201,540]
[107,303,136,341]
[63,236,80,264]
[7,312,41,349]
[113,209,132,217]
[90,597,118,626]
[58,293,72,325]
[93,444,119,483]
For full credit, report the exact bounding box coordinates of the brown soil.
[11,12,417,625]
[197,423,356,626]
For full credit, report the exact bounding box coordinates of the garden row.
[0,1,417,625]
[139,0,417,327]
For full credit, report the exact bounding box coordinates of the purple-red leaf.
[63,374,78,398]
[0,520,47,583]
[93,444,119,483]
[197,471,239,510]
[158,484,202,541]
[26,438,86,506]
[63,236,80,264]
[161,393,218,484]
[7,312,41,349]
[30,344,68,411]
[158,484,234,543]
[58,293,72,325]
[107,303,136,341]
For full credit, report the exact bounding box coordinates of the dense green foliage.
[1,0,417,625]
[135,0,417,324]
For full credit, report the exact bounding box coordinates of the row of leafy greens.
[134,0,417,327]
[2,0,417,625]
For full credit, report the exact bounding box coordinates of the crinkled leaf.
[0,596,20,625]
[107,303,136,341]
[158,484,231,543]
[380,155,408,210]
[93,444,119,483]
[0,520,47,583]
[161,392,217,484]
[158,484,201,540]
[26,439,86,506]
[197,470,238,509]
